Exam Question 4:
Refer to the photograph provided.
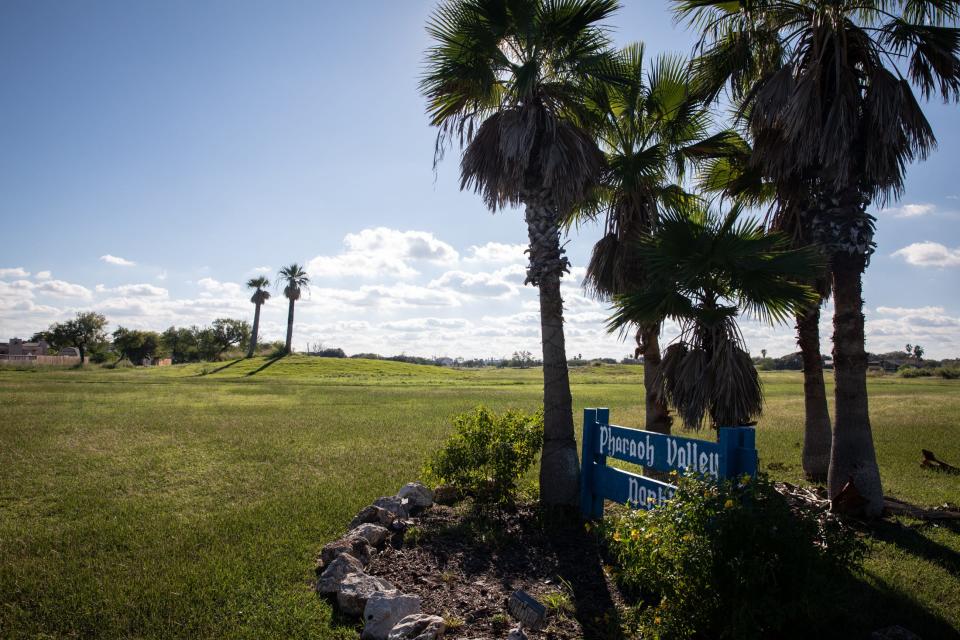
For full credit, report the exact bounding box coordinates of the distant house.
[0,338,82,365]
[0,337,50,359]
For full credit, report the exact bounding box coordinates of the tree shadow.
[544,517,625,640]
[818,565,960,639]
[245,354,286,377]
[198,358,243,376]
[865,518,960,576]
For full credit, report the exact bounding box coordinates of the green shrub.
[600,473,863,640]
[899,365,932,378]
[424,406,543,508]
[936,366,960,380]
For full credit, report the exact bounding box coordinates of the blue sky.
[1,0,958,359]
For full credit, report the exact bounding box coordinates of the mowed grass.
[0,356,958,638]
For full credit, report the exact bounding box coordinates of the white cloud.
[0,267,30,278]
[8,278,93,300]
[100,254,136,267]
[465,242,527,264]
[356,283,463,308]
[34,270,51,280]
[429,270,518,298]
[307,227,459,279]
[891,242,960,268]
[95,283,168,298]
[881,203,936,218]
[252,266,271,273]
[36,280,92,299]
[196,277,244,298]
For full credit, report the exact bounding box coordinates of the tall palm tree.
[608,205,822,432]
[277,264,309,355]
[421,0,620,508]
[246,276,271,358]
[572,43,746,435]
[700,142,832,480]
[674,0,960,515]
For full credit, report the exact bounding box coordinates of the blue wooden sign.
[580,408,758,519]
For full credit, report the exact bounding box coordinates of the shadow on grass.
[245,354,287,377]
[824,564,960,639]
[867,518,960,576]
[199,358,244,376]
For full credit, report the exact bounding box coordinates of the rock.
[319,535,370,568]
[506,627,527,640]
[387,613,446,640]
[870,626,921,640]
[316,553,364,594]
[362,592,422,640]
[397,482,434,510]
[350,505,396,529]
[374,495,409,518]
[337,572,396,617]
[433,485,459,505]
[350,523,392,548]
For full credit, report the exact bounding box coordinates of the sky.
[1,0,959,360]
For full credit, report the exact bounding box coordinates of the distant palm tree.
[608,205,821,432]
[421,0,621,509]
[673,0,960,515]
[245,276,271,358]
[573,43,747,435]
[277,264,309,354]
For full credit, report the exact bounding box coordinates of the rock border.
[315,482,450,640]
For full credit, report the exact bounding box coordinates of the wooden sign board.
[580,408,758,519]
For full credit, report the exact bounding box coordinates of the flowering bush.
[424,406,543,508]
[600,473,863,639]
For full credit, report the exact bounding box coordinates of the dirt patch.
[366,504,625,640]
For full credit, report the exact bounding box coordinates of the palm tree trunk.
[524,189,579,510]
[797,307,831,481]
[284,299,295,354]
[247,303,261,358]
[828,253,883,516]
[639,324,671,434]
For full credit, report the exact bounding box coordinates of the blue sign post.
[580,408,758,520]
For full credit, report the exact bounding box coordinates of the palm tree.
[573,43,747,435]
[245,276,271,358]
[277,264,309,355]
[674,0,960,515]
[700,142,832,481]
[608,205,822,432]
[421,0,620,509]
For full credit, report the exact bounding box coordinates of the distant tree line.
[30,313,253,365]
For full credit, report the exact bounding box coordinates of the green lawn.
[1,357,958,638]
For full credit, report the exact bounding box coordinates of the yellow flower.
[612,530,622,542]
[724,499,735,509]
[741,473,751,484]
[630,529,640,541]
[654,616,662,625]
[584,522,592,532]
[682,532,694,542]
[647,496,656,504]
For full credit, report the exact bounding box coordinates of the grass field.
[1,356,958,638]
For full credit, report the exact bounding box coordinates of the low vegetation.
[423,406,543,508]
[601,474,864,639]
[1,360,958,638]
